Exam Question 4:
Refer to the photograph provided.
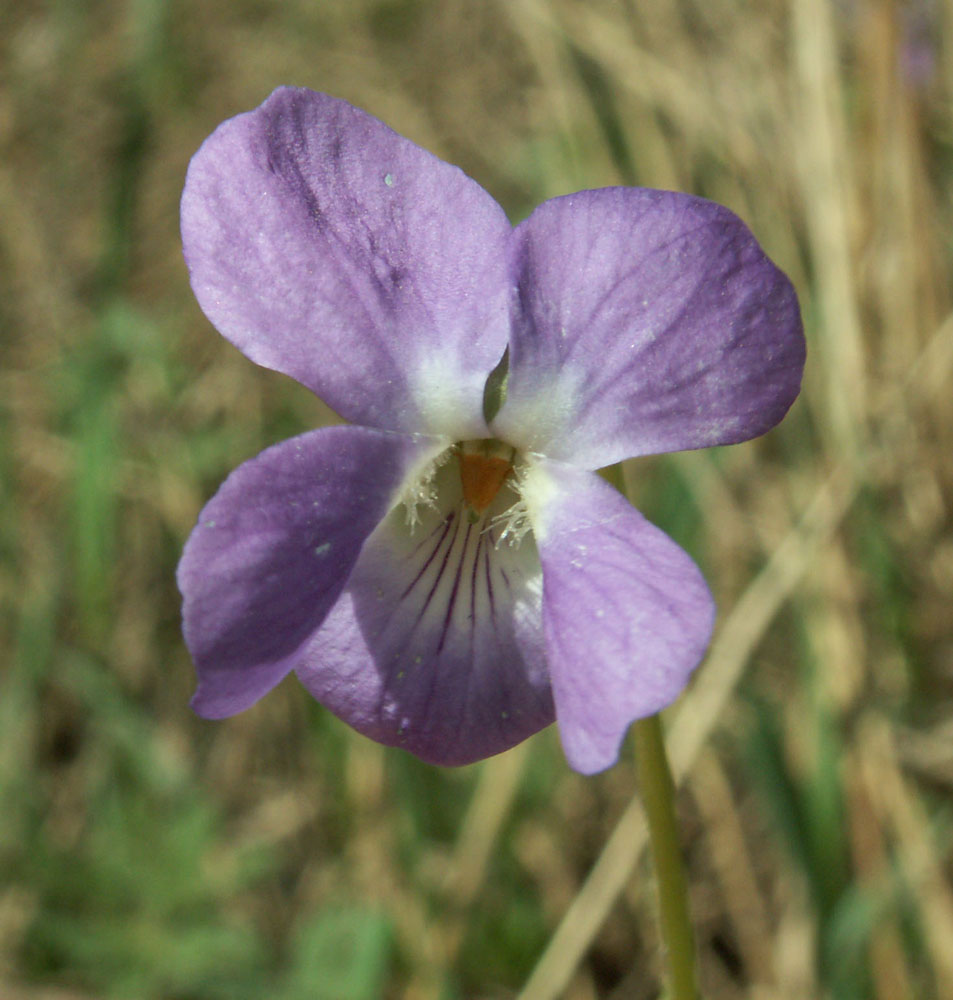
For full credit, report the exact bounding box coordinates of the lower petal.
[295,459,554,765]
[521,459,715,774]
[178,426,444,718]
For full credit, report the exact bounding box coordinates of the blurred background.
[2,0,951,998]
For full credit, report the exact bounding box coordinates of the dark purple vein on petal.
[482,530,498,626]
[399,511,457,602]
[469,528,484,639]
[415,513,465,625]
[437,521,475,654]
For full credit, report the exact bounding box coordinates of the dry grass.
[2,0,951,998]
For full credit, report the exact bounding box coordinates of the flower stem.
[633,714,699,1000]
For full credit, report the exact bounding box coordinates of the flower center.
[401,439,530,547]
[457,439,515,516]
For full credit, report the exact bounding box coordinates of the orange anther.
[459,453,512,515]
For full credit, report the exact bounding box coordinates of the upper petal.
[295,456,554,765]
[182,87,513,439]
[178,425,444,718]
[492,188,805,467]
[520,459,715,774]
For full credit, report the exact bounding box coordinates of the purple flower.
[178,87,804,775]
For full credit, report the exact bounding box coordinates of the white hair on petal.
[400,447,453,530]
[488,461,532,548]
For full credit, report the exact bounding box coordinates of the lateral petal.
[182,87,512,439]
[520,459,715,774]
[295,458,554,765]
[494,188,805,468]
[178,426,444,718]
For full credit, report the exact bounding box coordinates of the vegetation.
[2,1,951,997]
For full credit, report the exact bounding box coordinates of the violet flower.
[178,88,804,775]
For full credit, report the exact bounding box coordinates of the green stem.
[633,714,699,1000]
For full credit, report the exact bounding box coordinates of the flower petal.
[493,188,805,468]
[182,87,513,439]
[520,459,715,774]
[295,458,554,765]
[178,426,444,718]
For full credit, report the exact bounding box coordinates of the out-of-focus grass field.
[2,1,951,998]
